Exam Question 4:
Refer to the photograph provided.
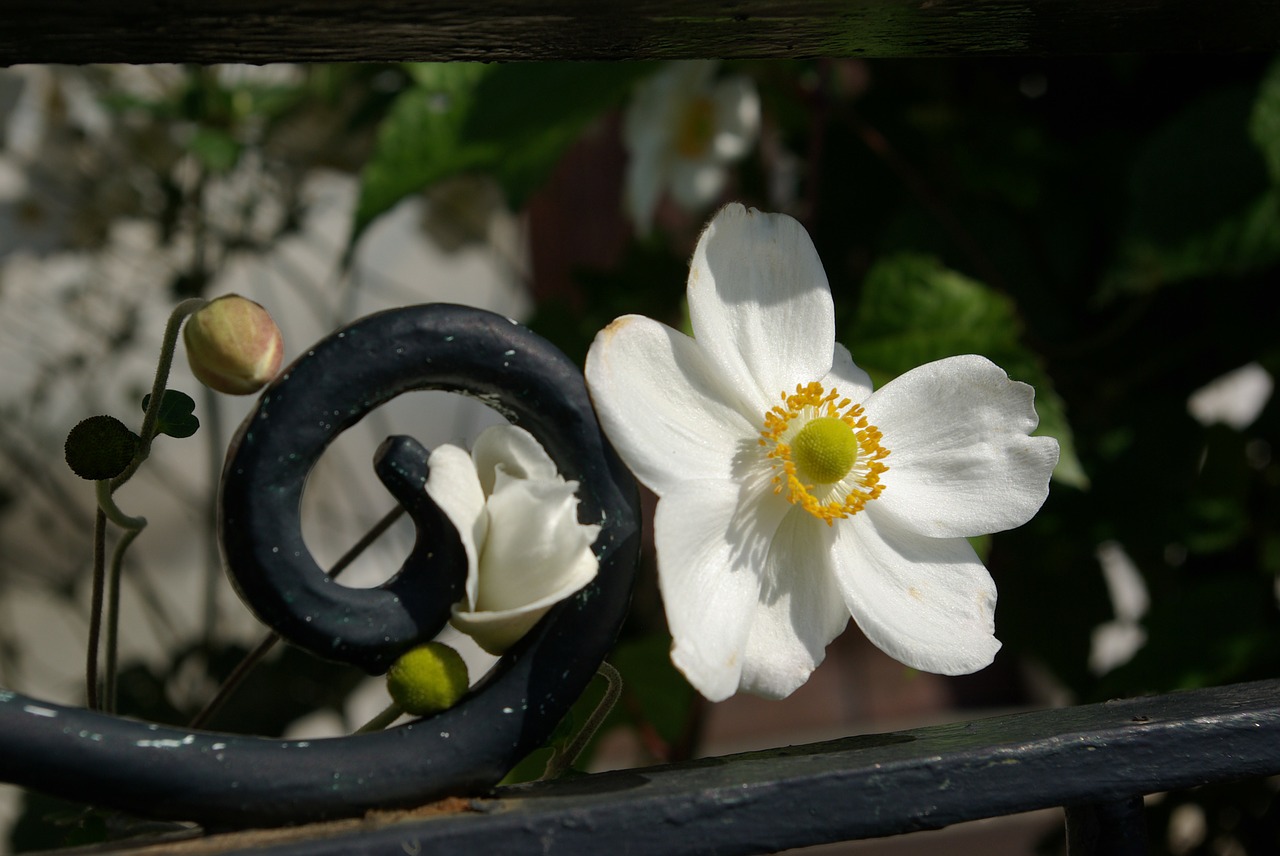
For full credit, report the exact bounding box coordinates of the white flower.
[425,424,601,655]
[585,204,1060,702]
[623,61,761,235]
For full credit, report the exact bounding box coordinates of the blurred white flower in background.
[1088,541,1149,676]
[623,61,760,235]
[1187,362,1274,430]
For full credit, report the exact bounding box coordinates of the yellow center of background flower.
[759,382,890,525]
[674,96,716,158]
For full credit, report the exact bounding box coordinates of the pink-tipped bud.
[184,295,283,395]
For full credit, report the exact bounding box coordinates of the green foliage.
[1108,82,1280,293]
[140,390,199,440]
[848,254,1087,488]
[353,63,652,244]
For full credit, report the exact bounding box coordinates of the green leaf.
[1107,84,1278,294]
[141,390,200,439]
[353,63,493,242]
[1250,58,1280,184]
[187,127,241,173]
[353,62,653,245]
[849,254,1087,488]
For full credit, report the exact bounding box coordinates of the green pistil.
[792,416,858,484]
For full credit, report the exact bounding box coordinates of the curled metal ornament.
[0,304,641,826]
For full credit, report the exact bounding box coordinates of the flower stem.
[355,702,404,734]
[103,527,142,714]
[86,509,107,710]
[541,661,622,780]
[85,297,202,713]
[95,479,146,531]
[111,297,206,490]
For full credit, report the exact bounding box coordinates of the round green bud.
[792,416,858,485]
[183,294,284,395]
[385,642,469,716]
[64,415,140,481]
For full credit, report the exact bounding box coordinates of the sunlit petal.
[687,204,835,408]
[739,507,848,699]
[586,314,755,494]
[864,355,1059,539]
[832,514,1000,675]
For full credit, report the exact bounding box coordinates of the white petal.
[863,355,1059,539]
[669,159,727,210]
[655,479,779,702]
[453,477,599,654]
[424,443,487,607]
[470,423,558,496]
[738,507,849,699]
[476,477,598,613]
[709,75,761,160]
[831,514,1000,674]
[822,342,874,403]
[687,204,836,411]
[585,314,756,496]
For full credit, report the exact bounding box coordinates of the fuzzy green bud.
[183,295,283,395]
[385,642,469,716]
[64,415,140,480]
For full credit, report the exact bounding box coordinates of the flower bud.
[385,642,469,716]
[183,295,283,395]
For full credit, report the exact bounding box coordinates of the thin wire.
[187,505,407,730]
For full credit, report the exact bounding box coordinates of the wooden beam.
[2,0,1279,65]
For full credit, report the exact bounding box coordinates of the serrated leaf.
[849,254,1087,487]
[141,389,200,439]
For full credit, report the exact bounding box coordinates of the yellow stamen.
[758,382,890,525]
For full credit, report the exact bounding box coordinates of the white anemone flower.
[585,204,1060,702]
[623,61,761,235]
[425,424,601,655]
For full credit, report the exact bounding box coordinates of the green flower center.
[792,416,859,484]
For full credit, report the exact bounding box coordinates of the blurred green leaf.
[354,62,652,246]
[1250,58,1280,184]
[848,254,1087,487]
[610,634,696,747]
[186,126,241,173]
[1108,84,1279,293]
[353,63,493,243]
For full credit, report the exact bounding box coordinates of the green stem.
[86,296,202,713]
[103,527,142,714]
[95,479,146,531]
[111,297,207,491]
[86,509,107,710]
[355,702,405,734]
[542,661,623,780]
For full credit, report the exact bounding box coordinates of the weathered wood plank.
[108,679,1280,855]
[2,0,1279,65]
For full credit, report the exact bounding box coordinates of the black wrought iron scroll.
[0,304,642,827]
